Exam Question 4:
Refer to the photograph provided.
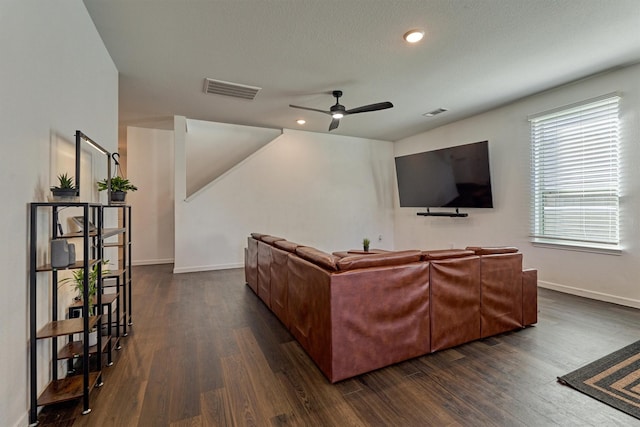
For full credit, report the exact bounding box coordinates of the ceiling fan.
[289,90,393,131]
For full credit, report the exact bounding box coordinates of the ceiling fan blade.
[345,102,394,115]
[329,118,340,131]
[289,104,331,115]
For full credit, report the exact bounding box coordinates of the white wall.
[173,119,395,273]
[0,1,118,426]
[394,64,640,307]
[126,126,175,265]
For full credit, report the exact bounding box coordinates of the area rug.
[558,340,640,420]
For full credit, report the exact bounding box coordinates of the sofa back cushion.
[295,246,339,271]
[274,240,300,252]
[422,249,475,260]
[261,235,286,245]
[337,250,422,271]
[466,246,518,255]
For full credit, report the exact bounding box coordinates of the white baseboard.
[538,280,640,309]
[132,258,174,266]
[15,412,28,427]
[173,262,244,274]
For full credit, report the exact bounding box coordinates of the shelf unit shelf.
[57,337,110,360]
[68,293,118,308]
[36,259,99,272]
[63,227,126,240]
[103,269,125,279]
[37,372,101,407]
[36,316,100,339]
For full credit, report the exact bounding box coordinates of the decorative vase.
[84,330,98,347]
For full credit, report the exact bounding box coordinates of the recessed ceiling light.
[403,29,424,43]
[296,119,306,125]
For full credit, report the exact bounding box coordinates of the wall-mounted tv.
[394,140,493,208]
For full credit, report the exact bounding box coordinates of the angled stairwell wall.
[185,119,282,199]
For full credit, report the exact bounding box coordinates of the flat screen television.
[394,140,493,208]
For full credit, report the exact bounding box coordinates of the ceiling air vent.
[203,78,261,100]
[423,108,448,117]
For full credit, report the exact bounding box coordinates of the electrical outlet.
[378,234,383,241]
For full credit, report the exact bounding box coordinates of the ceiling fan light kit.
[289,90,393,131]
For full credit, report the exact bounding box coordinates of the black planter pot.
[51,188,77,198]
[111,191,126,202]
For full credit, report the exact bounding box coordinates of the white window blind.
[529,94,620,249]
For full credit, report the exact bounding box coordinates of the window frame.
[529,93,621,255]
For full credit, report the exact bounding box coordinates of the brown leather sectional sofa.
[244,233,537,383]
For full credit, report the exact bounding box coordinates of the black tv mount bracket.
[417,208,469,218]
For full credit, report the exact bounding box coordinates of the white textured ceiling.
[83,0,640,141]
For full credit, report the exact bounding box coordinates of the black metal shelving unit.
[28,202,132,424]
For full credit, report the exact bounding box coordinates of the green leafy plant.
[97,176,138,193]
[363,237,370,251]
[50,173,76,190]
[60,260,109,315]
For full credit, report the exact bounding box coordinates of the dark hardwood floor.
[37,264,640,426]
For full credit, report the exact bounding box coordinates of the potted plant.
[363,237,370,252]
[50,173,77,198]
[97,176,138,202]
[60,260,109,346]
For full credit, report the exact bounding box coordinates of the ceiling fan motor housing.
[330,104,346,114]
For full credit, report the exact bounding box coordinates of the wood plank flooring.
[37,264,640,426]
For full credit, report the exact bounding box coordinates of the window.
[529,94,620,251]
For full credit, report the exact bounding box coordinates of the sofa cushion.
[422,249,475,260]
[261,235,286,245]
[466,246,519,255]
[337,250,422,271]
[333,249,390,258]
[295,246,339,271]
[274,240,300,252]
